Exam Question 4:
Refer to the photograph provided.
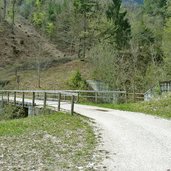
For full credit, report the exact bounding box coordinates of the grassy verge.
[81,96,171,119]
[0,112,99,170]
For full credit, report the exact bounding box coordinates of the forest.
[0,0,170,94]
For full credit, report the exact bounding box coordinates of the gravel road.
[5,98,171,170]
[61,103,171,171]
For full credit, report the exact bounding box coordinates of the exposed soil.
[0,18,71,69]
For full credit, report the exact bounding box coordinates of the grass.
[0,112,100,170]
[2,59,93,90]
[81,95,171,119]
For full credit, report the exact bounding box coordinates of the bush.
[68,71,88,90]
[0,104,27,121]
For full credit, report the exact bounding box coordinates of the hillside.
[0,20,93,89]
[0,0,169,93]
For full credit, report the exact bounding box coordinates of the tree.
[73,0,98,59]
[11,0,17,31]
[163,3,171,78]
[143,0,168,39]
[105,0,131,49]
[144,0,168,19]
[3,0,7,20]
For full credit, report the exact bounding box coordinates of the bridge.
[0,89,144,116]
[0,90,78,115]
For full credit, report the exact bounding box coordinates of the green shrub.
[0,104,27,121]
[68,71,88,90]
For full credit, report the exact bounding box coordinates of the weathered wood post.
[71,95,75,115]
[1,92,4,107]
[44,92,47,108]
[113,92,116,104]
[125,91,128,103]
[32,92,35,107]
[64,94,66,101]
[22,92,25,108]
[58,93,61,111]
[14,92,16,105]
[77,92,80,103]
[7,92,9,103]
[95,92,98,103]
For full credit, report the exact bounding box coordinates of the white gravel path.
[5,98,171,170]
[60,103,171,171]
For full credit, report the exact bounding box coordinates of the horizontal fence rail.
[0,90,145,115]
[63,90,144,103]
[0,90,78,115]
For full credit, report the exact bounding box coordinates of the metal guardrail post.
[71,95,75,115]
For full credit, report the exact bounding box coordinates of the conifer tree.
[105,0,131,49]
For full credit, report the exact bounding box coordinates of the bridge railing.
[0,90,78,115]
[61,90,144,103]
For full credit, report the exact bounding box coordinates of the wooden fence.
[0,90,78,115]
[62,90,144,103]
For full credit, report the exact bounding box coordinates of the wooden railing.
[0,90,78,115]
[63,90,144,103]
[0,90,145,114]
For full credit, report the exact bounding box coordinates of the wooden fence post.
[95,92,98,103]
[125,91,128,103]
[77,92,80,103]
[58,93,61,111]
[32,92,35,107]
[1,92,4,107]
[22,92,25,108]
[14,92,16,105]
[7,92,9,103]
[71,95,75,115]
[44,92,47,108]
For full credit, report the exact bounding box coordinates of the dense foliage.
[0,0,171,94]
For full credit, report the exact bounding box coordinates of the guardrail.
[0,90,78,115]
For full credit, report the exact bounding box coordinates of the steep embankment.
[0,19,92,89]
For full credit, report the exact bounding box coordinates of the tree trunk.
[37,63,41,88]
[83,11,87,59]
[12,0,16,31]
[3,0,7,20]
